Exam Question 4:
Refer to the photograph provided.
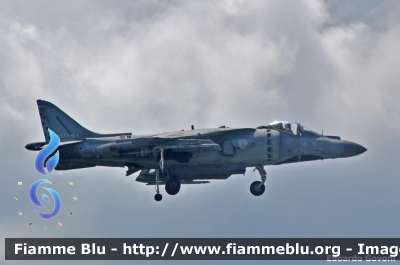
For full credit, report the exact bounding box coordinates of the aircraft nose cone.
[342,140,367,157]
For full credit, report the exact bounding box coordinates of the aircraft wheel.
[165,178,181,195]
[250,181,265,196]
[154,194,162,201]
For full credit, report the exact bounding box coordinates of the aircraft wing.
[128,128,256,159]
[135,169,211,185]
[153,139,222,152]
[141,128,256,143]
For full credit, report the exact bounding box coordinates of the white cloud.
[1,0,399,134]
[317,10,400,135]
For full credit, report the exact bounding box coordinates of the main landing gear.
[165,178,181,195]
[153,175,182,201]
[154,148,181,201]
[250,165,267,196]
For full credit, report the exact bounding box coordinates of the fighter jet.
[26,100,367,201]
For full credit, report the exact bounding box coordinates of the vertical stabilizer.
[37,100,130,142]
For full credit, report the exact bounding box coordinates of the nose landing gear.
[250,165,267,196]
[250,181,265,196]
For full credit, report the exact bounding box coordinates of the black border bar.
[5,238,400,260]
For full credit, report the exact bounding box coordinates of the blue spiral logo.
[31,128,62,219]
[35,129,60,175]
[29,179,61,219]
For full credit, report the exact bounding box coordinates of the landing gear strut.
[154,148,164,202]
[154,168,162,201]
[153,148,182,200]
[250,165,267,196]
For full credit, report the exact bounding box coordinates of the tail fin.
[37,99,130,142]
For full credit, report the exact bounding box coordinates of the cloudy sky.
[1,0,400,264]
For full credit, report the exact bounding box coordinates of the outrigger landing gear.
[250,165,267,196]
[154,193,162,201]
[153,148,182,199]
[154,148,165,202]
[154,169,162,201]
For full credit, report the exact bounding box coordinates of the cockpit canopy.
[257,121,320,137]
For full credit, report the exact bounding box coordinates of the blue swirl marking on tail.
[29,179,61,219]
[35,129,60,175]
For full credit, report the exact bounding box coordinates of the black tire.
[165,178,181,195]
[250,181,265,196]
[154,194,162,201]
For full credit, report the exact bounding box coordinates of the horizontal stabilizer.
[25,140,82,151]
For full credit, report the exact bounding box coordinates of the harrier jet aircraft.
[26,100,367,201]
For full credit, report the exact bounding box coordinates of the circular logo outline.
[29,179,61,220]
